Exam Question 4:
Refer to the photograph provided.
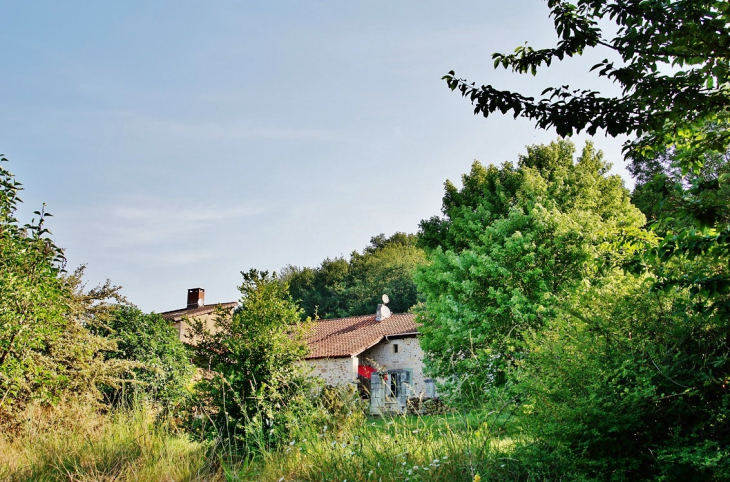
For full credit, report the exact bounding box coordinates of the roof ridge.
[304,312,418,359]
[159,301,238,318]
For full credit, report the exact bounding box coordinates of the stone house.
[160,288,238,344]
[305,305,437,414]
[161,289,435,413]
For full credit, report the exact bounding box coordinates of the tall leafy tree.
[0,158,128,420]
[190,269,317,449]
[439,3,730,476]
[442,0,730,325]
[283,232,425,319]
[443,0,730,171]
[415,140,644,402]
[93,306,195,407]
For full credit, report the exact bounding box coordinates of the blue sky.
[1,1,631,312]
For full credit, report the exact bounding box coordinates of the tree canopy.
[444,0,730,171]
[0,159,130,421]
[436,2,730,476]
[415,140,645,400]
[282,232,425,319]
[190,269,318,449]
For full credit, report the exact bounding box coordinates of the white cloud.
[60,195,265,267]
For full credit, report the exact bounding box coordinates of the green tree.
[415,140,644,403]
[190,269,317,449]
[0,158,128,421]
[93,306,195,407]
[437,4,730,475]
[283,257,350,319]
[516,254,730,479]
[629,143,729,223]
[443,0,730,171]
[283,232,425,319]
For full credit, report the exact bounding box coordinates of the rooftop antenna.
[376,294,391,321]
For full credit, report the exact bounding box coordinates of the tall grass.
[0,400,216,482]
[224,408,544,482]
[1,394,564,481]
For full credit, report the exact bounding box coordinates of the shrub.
[190,269,319,451]
[93,306,195,408]
[0,158,129,425]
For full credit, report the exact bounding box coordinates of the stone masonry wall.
[360,336,436,398]
[173,311,219,345]
[305,356,358,387]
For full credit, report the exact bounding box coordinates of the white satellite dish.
[382,294,389,304]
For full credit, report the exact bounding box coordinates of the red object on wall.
[357,365,377,379]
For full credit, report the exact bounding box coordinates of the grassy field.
[0,402,216,482]
[0,400,537,482]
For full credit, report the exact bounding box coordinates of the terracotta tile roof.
[305,313,417,359]
[159,302,238,322]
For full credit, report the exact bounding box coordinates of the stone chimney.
[375,294,391,321]
[187,288,205,309]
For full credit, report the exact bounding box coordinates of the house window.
[387,369,412,400]
[393,344,399,354]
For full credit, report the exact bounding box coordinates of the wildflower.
[432,459,439,464]
[412,429,419,434]
[413,465,419,470]
[473,475,481,482]
[289,440,296,446]
[402,462,407,466]
[368,470,373,476]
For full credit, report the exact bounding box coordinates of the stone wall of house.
[305,356,358,387]
[173,311,219,345]
[359,336,436,398]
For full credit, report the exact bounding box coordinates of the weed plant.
[0,399,216,482]
[0,388,572,482]
[223,405,552,481]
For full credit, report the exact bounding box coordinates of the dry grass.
[0,401,217,482]
[223,410,526,482]
[0,401,533,482]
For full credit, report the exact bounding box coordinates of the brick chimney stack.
[187,288,205,309]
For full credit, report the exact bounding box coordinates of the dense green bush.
[93,306,195,407]
[0,158,128,423]
[415,140,644,405]
[516,263,729,480]
[190,269,320,451]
